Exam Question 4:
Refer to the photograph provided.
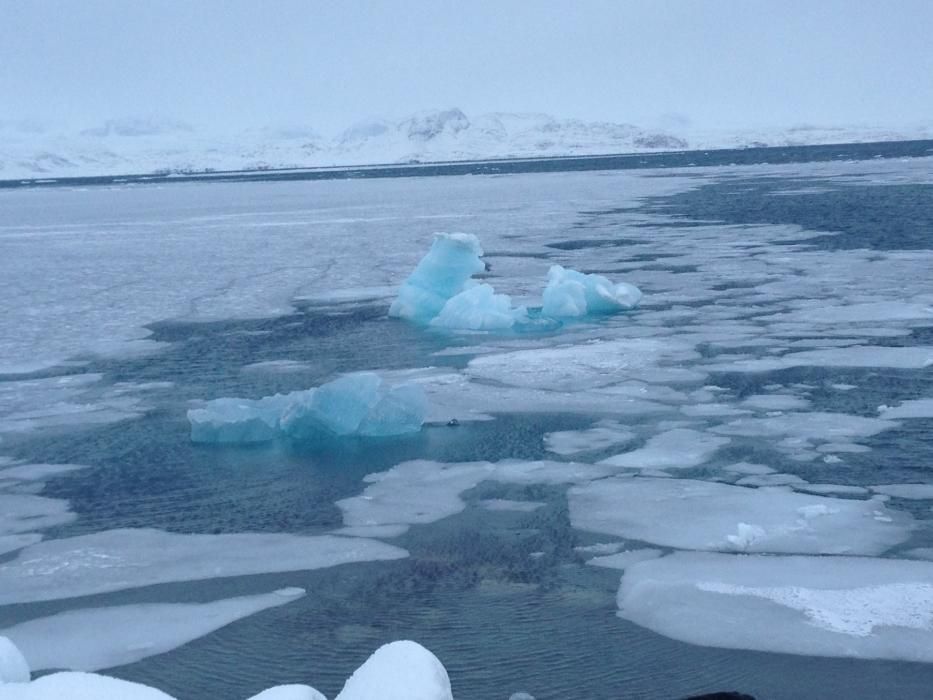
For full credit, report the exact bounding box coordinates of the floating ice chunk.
[466,338,701,392]
[574,541,627,555]
[0,529,407,605]
[338,461,493,532]
[478,499,545,512]
[543,420,635,456]
[0,672,176,699]
[335,640,452,700]
[430,284,527,330]
[587,548,663,570]
[247,686,326,700]
[541,265,642,317]
[712,412,894,442]
[569,477,910,555]
[599,429,729,470]
[0,636,29,683]
[870,484,933,500]
[741,394,811,411]
[2,588,306,672]
[795,483,868,496]
[282,375,426,438]
[878,398,933,419]
[0,534,42,557]
[189,393,297,444]
[709,346,933,372]
[190,374,427,444]
[389,233,486,324]
[338,459,611,534]
[723,462,775,476]
[735,473,808,487]
[0,463,87,482]
[0,494,75,536]
[617,552,933,662]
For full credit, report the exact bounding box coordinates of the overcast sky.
[2,0,931,136]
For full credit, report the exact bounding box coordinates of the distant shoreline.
[3,138,932,190]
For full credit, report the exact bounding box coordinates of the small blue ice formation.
[188,372,427,444]
[388,233,641,331]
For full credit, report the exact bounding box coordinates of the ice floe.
[543,420,635,456]
[569,477,911,555]
[878,398,933,419]
[586,548,664,571]
[0,636,29,684]
[0,529,406,605]
[617,552,933,662]
[599,428,729,470]
[335,640,452,700]
[189,372,426,443]
[2,588,306,672]
[870,484,933,500]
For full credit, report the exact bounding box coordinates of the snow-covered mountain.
[1,109,931,180]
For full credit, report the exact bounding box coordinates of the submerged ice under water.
[0,149,932,698]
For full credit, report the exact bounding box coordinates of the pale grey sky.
[2,0,931,135]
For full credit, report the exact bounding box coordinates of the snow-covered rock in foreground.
[0,636,29,684]
[246,686,327,700]
[618,552,933,662]
[0,672,175,699]
[335,640,453,700]
[542,265,642,317]
[0,639,450,700]
[189,372,427,444]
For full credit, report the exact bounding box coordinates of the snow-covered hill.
[1,110,931,180]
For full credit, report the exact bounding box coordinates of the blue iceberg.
[188,373,427,444]
[389,233,527,330]
[390,235,642,332]
[541,264,642,318]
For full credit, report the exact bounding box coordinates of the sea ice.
[2,588,306,672]
[878,398,933,419]
[870,484,933,500]
[617,552,933,662]
[541,265,642,317]
[335,641,453,700]
[569,477,910,555]
[543,420,635,456]
[0,494,75,536]
[189,373,427,444]
[599,428,729,470]
[586,548,664,570]
[0,529,407,605]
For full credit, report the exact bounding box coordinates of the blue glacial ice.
[542,264,642,317]
[389,233,640,331]
[188,373,426,444]
[388,233,490,324]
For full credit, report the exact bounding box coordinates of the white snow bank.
[246,686,326,700]
[335,640,452,700]
[2,588,306,672]
[0,636,29,684]
[0,672,175,699]
[0,529,406,605]
[569,477,911,555]
[618,552,933,662]
[189,373,427,444]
